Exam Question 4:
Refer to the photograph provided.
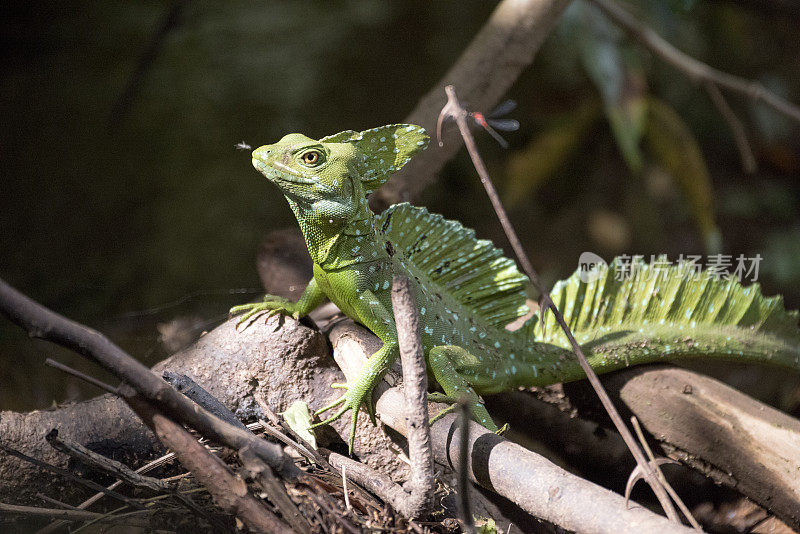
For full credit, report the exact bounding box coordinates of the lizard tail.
[517,258,800,385]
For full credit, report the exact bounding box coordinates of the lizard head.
[252,124,429,218]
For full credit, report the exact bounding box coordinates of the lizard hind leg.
[428,346,499,432]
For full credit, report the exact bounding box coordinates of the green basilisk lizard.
[232,123,800,452]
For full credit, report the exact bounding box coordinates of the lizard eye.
[300,150,323,166]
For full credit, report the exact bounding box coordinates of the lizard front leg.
[230,277,326,324]
[313,288,399,453]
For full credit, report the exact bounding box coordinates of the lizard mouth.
[252,158,316,185]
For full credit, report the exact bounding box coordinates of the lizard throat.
[288,199,383,268]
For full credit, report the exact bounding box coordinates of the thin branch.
[590,0,800,124]
[341,466,351,511]
[327,453,411,517]
[45,429,171,493]
[127,393,291,534]
[45,423,229,531]
[108,0,190,130]
[35,451,181,534]
[0,502,106,521]
[704,82,757,173]
[252,391,329,467]
[44,358,119,395]
[391,275,436,518]
[457,402,475,533]
[438,85,680,522]
[238,446,312,534]
[630,417,701,531]
[0,277,301,480]
[0,442,144,510]
[326,277,437,521]
[35,494,83,511]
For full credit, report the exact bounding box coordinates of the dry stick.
[590,0,800,124]
[0,442,144,510]
[341,466,351,511]
[328,277,437,520]
[41,366,263,531]
[703,82,757,173]
[35,452,181,534]
[305,489,360,534]
[45,429,171,493]
[35,494,83,511]
[44,358,119,395]
[126,393,291,534]
[0,278,301,481]
[439,85,682,523]
[252,392,329,467]
[0,502,107,521]
[108,0,189,129]
[457,402,475,533]
[390,275,436,517]
[44,427,223,530]
[238,446,313,534]
[257,420,324,467]
[630,417,701,531]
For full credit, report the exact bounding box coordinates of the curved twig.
[438,85,683,524]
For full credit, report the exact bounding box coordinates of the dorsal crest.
[378,203,531,328]
[321,124,429,195]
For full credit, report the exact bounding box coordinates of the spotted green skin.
[234,124,800,452]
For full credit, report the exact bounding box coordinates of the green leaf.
[475,517,499,534]
[504,100,601,207]
[281,400,317,450]
[643,97,721,253]
[604,90,647,172]
[577,1,648,171]
[530,257,800,382]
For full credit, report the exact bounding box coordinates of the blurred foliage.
[1,0,799,411]
[643,96,720,253]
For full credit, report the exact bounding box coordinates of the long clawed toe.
[310,385,376,454]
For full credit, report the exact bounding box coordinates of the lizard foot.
[311,383,377,454]
[229,295,300,326]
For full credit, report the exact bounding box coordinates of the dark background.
[2,0,799,412]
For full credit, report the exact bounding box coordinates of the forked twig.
[438,84,681,523]
[629,417,702,531]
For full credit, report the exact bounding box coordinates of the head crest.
[320,124,429,194]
